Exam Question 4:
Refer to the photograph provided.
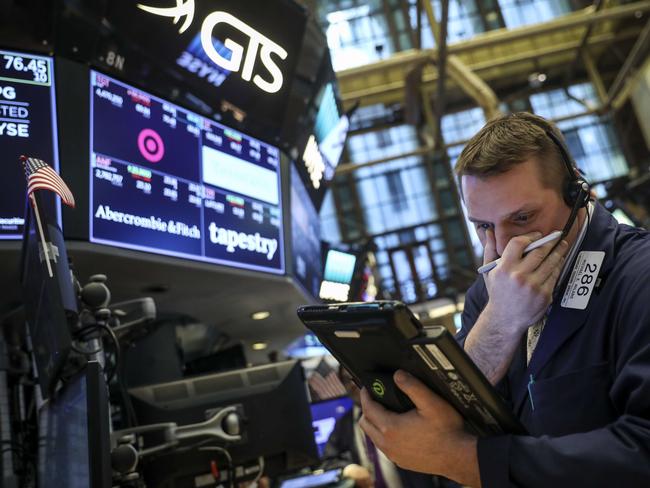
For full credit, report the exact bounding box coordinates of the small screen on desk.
[310,396,354,457]
[278,468,342,488]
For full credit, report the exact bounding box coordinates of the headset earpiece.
[564,178,590,208]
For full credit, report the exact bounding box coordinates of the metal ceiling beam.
[583,51,608,104]
[441,1,649,54]
[410,0,500,125]
[337,1,650,108]
[338,1,650,78]
[563,0,606,88]
[607,16,650,110]
[433,0,449,146]
[340,28,641,105]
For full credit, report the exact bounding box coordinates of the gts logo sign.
[137,0,287,93]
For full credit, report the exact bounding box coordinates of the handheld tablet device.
[297,301,526,436]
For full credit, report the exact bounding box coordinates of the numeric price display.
[0,49,59,239]
[1,52,50,84]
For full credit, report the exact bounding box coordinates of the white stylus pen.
[477,230,563,274]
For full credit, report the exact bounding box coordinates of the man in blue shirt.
[358,112,650,487]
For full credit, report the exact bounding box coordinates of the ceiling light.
[428,304,458,319]
[252,342,268,351]
[251,311,271,320]
[528,72,547,88]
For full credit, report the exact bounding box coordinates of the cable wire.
[198,445,235,488]
[72,322,121,384]
[96,322,120,384]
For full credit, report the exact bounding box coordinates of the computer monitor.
[89,70,285,275]
[318,249,358,302]
[0,48,60,239]
[37,361,112,488]
[20,191,78,397]
[290,163,322,301]
[313,84,348,181]
[309,396,354,458]
[323,250,356,285]
[603,199,641,227]
[276,468,343,488]
[611,208,637,227]
[128,360,319,486]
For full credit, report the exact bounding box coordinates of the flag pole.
[29,193,53,278]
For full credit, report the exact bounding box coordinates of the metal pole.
[435,0,449,147]
[606,17,650,108]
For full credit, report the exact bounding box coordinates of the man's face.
[462,158,570,257]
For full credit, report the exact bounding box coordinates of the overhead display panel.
[0,49,59,239]
[95,0,307,142]
[319,249,357,302]
[89,71,284,274]
[294,81,349,211]
[290,162,322,300]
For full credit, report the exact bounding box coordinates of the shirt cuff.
[477,435,511,488]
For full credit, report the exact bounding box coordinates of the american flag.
[308,359,347,401]
[21,156,75,208]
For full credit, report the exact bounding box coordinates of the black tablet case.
[297,301,526,436]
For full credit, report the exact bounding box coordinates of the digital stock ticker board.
[89,71,284,274]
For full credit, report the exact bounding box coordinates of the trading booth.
[0,1,351,487]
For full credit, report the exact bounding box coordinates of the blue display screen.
[310,396,354,457]
[89,71,284,274]
[290,163,322,299]
[323,249,356,284]
[38,370,89,488]
[314,84,339,145]
[279,469,341,488]
[0,49,59,239]
[314,83,347,181]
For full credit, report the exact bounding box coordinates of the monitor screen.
[95,0,307,141]
[294,83,348,212]
[89,70,284,274]
[290,163,322,299]
[323,250,356,285]
[0,48,59,239]
[314,83,347,181]
[319,249,357,302]
[284,332,330,360]
[128,360,319,485]
[612,208,636,227]
[319,115,349,181]
[38,361,112,488]
[278,468,342,488]
[310,396,354,458]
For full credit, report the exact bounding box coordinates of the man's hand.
[359,371,480,487]
[482,228,568,335]
[342,464,373,488]
[465,228,569,383]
